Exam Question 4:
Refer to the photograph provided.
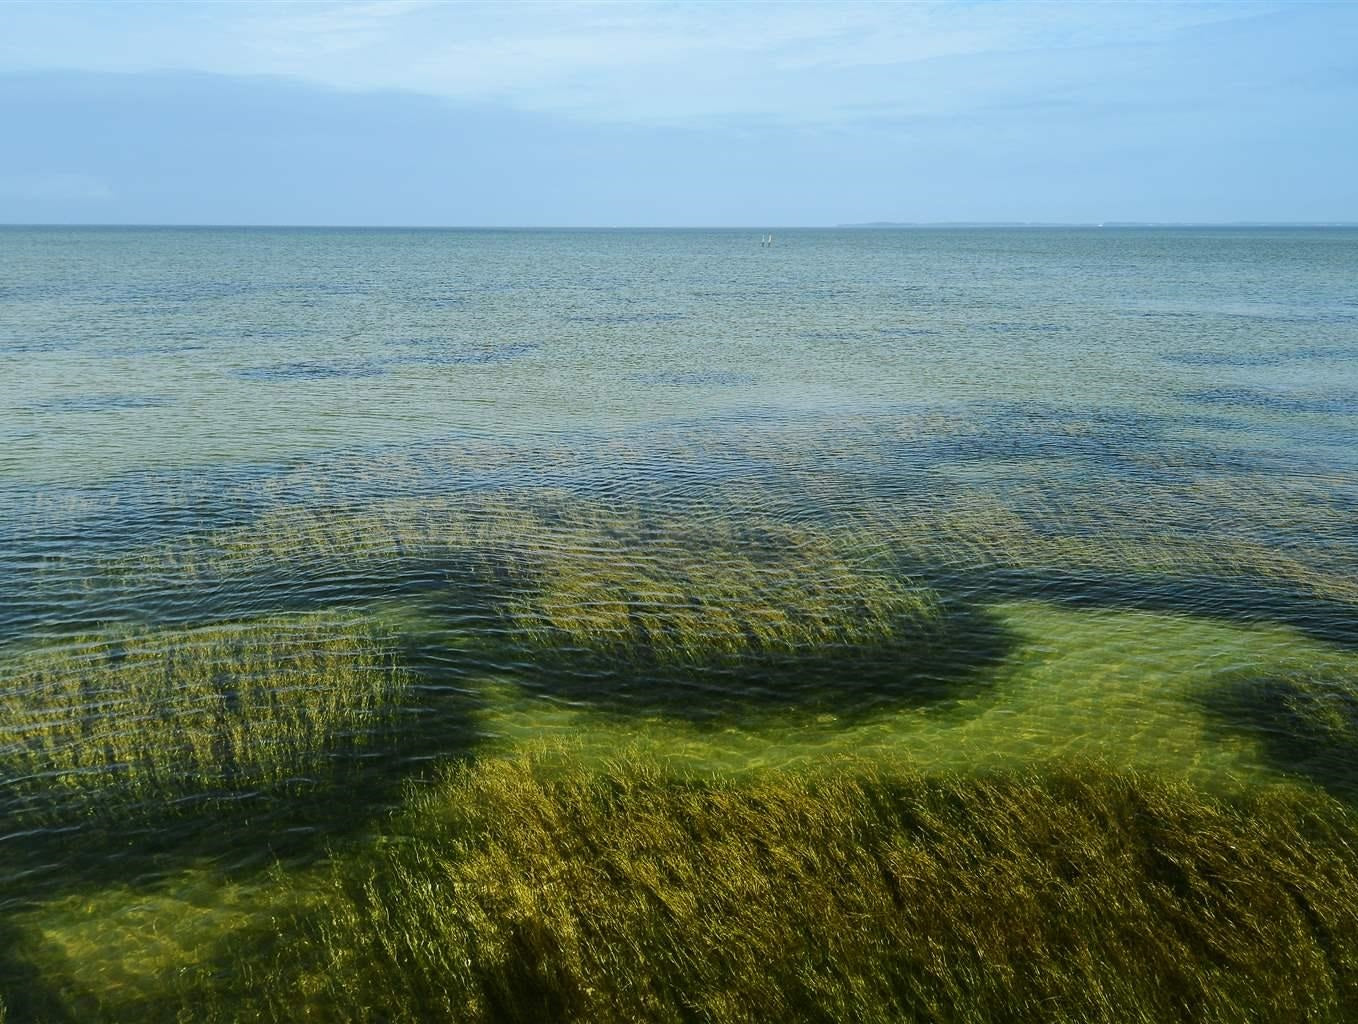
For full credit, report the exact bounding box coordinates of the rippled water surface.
[3,226,1358,1014]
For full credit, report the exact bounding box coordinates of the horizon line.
[3,221,1358,231]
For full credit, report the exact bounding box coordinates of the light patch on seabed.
[469,601,1357,790]
[7,868,301,1005]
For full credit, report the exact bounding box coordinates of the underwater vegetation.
[839,487,1358,615]
[10,220,1358,1024]
[94,493,944,643]
[102,492,550,583]
[483,513,993,722]
[6,444,1358,1023]
[506,515,941,662]
[84,495,1019,721]
[0,613,409,825]
[12,754,1358,1024]
[1201,667,1358,799]
[95,471,1358,629]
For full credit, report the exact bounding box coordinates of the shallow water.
[3,226,1358,1015]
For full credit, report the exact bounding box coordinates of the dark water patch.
[878,327,939,337]
[1293,344,1358,361]
[1012,407,1261,447]
[972,321,1071,333]
[184,280,258,301]
[221,324,303,341]
[688,286,795,301]
[564,312,688,325]
[0,281,81,301]
[113,280,260,304]
[1127,306,1358,326]
[0,514,557,645]
[801,329,868,341]
[1126,309,1203,320]
[1163,350,1290,368]
[983,400,1166,435]
[0,336,77,355]
[416,293,472,309]
[1171,412,1258,433]
[1220,309,1358,325]
[629,370,755,388]
[899,403,1183,476]
[1182,387,1358,416]
[797,286,866,300]
[275,280,367,298]
[1198,668,1358,800]
[389,341,541,367]
[97,340,211,357]
[231,359,388,382]
[1163,344,1358,368]
[25,394,174,414]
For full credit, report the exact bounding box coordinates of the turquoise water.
[2,226,1358,1013]
[5,226,1357,485]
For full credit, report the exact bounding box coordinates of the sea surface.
[2,226,1358,1007]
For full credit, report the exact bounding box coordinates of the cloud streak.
[0,0,1310,125]
[0,2,1354,224]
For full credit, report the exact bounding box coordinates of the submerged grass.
[102,493,949,666]
[1201,666,1358,799]
[845,489,1358,610]
[92,475,1358,646]
[506,515,941,662]
[20,753,1358,1023]
[0,613,410,823]
[464,602,1354,789]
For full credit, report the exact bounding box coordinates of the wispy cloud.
[0,0,1303,125]
[1,0,1353,225]
[234,0,437,60]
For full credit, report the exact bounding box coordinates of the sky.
[1,0,1355,226]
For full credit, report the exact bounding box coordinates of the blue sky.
[1,0,1355,225]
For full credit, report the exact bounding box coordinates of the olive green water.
[2,227,1357,1020]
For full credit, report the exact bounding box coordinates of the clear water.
[3,226,1358,1004]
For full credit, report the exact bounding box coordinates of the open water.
[2,226,1357,1011]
